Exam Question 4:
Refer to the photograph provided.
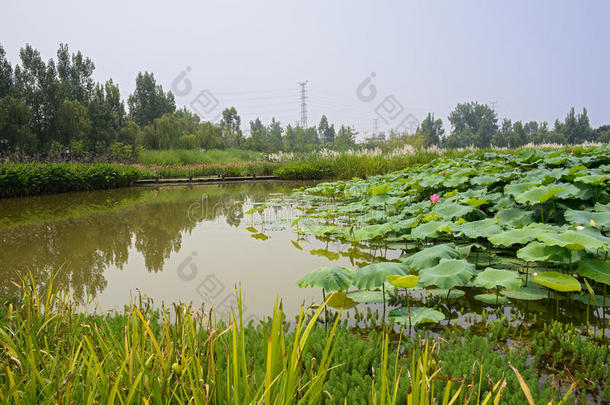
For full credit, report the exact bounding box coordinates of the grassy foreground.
[1,278,602,404]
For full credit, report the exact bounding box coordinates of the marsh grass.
[137,149,265,166]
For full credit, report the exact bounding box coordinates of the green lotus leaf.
[326,292,358,309]
[434,203,475,219]
[504,182,537,197]
[574,174,609,186]
[474,294,509,305]
[535,230,605,251]
[494,208,533,228]
[371,184,392,195]
[352,223,393,241]
[410,221,452,240]
[346,290,386,304]
[564,209,610,230]
[532,271,581,292]
[400,243,460,271]
[473,268,522,290]
[426,289,465,299]
[296,266,353,291]
[516,241,573,262]
[443,176,469,188]
[463,197,488,207]
[386,274,418,288]
[488,229,536,247]
[470,175,499,186]
[515,185,565,205]
[501,287,548,301]
[453,218,502,239]
[576,259,610,285]
[418,259,475,290]
[352,262,408,289]
[388,306,445,326]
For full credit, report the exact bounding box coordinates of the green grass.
[1,276,601,404]
[0,161,143,198]
[137,149,265,166]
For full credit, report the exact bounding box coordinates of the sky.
[1,0,609,139]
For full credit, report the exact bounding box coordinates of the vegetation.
[0,43,608,163]
[0,277,599,404]
[137,148,264,166]
[0,161,142,198]
[294,146,609,332]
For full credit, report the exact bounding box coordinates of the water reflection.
[0,182,305,301]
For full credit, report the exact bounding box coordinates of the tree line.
[0,43,607,161]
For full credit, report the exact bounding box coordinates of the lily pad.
[488,229,536,247]
[576,259,610,285]
[326,292,358,309]
[426,289,465,299]
[535,230,605,251]
[501,287,548,301]
[346,290,386,304]
[400,243,460,271]
[474,294,509,305]
[386,274,419,289]
[418,259,475,290]
[532,272,581,292]
[473,268,522,290]
[352,262,408,289]
[388,306,445,326]
[296,266,353,291]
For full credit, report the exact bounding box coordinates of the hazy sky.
[2,0,609,138]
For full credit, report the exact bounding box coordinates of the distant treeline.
[0,43,608,161]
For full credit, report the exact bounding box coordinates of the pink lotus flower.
[441,170,446,177]
[430,194,440,204]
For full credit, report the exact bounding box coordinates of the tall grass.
[0,276,578,404]
[0,162,142,198]
[137,149,264,166]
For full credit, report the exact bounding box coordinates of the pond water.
[0,181,358,321]
[0,181,607,332]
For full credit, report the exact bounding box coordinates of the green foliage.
[0,161,142,198]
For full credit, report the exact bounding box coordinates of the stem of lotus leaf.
[322,288,328,331]
[496,286,500,306]
[382,283,386,326]
[525,263,529,284]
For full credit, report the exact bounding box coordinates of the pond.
[0,179,607,333]
[0,181,355,322]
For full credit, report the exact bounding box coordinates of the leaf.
[473,268,522,290]
[516,241,573,263]
[426,289,465,299]
[532,272,581,292]
[453,219,502,239]
[488,229,536,247]
[494,208,533,228]
[474,294,508,305]
[386,274,418,288]
[515,185,564,205]
[501,287,547,301]
[400,243,460,271]
[352,262,408,289]
[371,184,392,195]
[388,306,445,326]
[326,292,358,309]
[434,202,475,219]
[564,209,610,231]
[296,266,353,291]
[346,290,386,304]
[353,223,393,241]
[535,230,605,251]
[573,294,610,307]
[418,259,475,290]
[410,221,452,240]
[576,259,610,286]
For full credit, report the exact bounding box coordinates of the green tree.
[334,125,357,151]
[220,107,243,148]
[447,102,498,148]
[0,96,36,153]
[417,113,444,147]
[596,125,610,143]
[246,118,267,151]
[127,72,175,127]
[267,118,283,152]
[318,115,335,144]
[57,99,91,147]
[56,43,95,105]
[0,44,13,98]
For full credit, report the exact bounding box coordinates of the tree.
[127,72,175,127]
[0,44,13,98]
[57,99,91,147]
[447,102,498,148]
[0,96,36,153]
[596,125,610,143]
[334,125,357,151]
[220,107,243,148]
[417,113,444,147]
[318,115,335,144]
[246,118,267,151]
[56,43,95,105]
[267,118,283,152]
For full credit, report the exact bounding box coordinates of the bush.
[0,161,143,198]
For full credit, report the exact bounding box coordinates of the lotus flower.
[441,170,446,176]
[430,194,440,204]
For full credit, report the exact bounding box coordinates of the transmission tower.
[298,81,308,127]
[373,118,379,136]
